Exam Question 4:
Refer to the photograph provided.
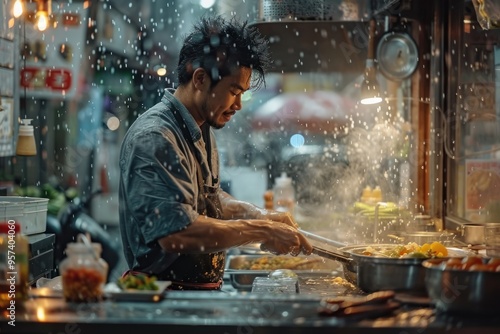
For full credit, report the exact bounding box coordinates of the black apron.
[157,109,226,290]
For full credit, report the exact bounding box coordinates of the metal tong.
[298,229,353,264]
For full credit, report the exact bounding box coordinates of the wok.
[300,230,473,295]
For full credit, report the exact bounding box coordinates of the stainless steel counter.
[2,277,500,334]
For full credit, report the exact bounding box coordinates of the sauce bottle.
[273,172,295,214]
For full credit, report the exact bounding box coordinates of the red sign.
[21,3,88,98]
[20,67,72,91]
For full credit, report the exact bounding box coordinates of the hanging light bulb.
[360,59,382,105]
[13,0,24,18]
[35,11,49,31]
[35,0,51,31]
[360,18,382,105]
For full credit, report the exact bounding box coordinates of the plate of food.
[105,274,171,302]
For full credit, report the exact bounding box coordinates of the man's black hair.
[176,15,272,90]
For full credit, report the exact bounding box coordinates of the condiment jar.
[263,190,274,210]
[59,237,108,302]
[0,221,29,310]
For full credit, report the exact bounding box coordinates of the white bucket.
[0,196,49,235]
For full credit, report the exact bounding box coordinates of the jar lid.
[66,241,102,255]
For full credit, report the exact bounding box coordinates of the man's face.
[201,67,252,129]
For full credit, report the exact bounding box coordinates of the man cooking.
[118,15,312,290]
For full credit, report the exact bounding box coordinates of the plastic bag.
[36,276,63,290]
[473,0,500,30]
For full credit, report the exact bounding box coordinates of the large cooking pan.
[300,230,473,295]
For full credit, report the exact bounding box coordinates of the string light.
[12,0,24,18]
[12,0,52,31]
[35,0,51,31]
[35,11,49,31]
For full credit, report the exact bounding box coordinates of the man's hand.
[263,210,298,229]
[259,222,312,256]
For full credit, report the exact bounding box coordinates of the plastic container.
[60,236,108,302]
[0,196,49,235]
[251,276,298,294]
[0,221,29,309]
[360,186,383,204]
[361,186,373,203]
[372,186,383,202]
[263,190,274,210]
[273,172,295,214]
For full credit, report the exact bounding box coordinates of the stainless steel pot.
[341,245,472,295]
[460,223,486,245]
[309,241,472,295]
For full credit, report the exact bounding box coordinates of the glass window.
[446,0,500,227]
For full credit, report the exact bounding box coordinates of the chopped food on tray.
[361,241,448,258]
[117,274,159,291]
[322,276,356,290]
[235,255,323,270]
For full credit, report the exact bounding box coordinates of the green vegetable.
[404,252,428,259]
[351,201,400,217]
[117,274,159,291]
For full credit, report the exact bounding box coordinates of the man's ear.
[192,68,208,91]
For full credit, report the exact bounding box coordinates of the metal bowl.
[388,231,458,245]
[423,258,500,315]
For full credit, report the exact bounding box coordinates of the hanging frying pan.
[376,28,419,81]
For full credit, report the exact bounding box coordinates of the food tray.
[225,254,339,291]
[0,196,49,235]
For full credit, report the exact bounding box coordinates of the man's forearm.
[219,190,268,220]
[218,190,298,228]
[157,216,270,253]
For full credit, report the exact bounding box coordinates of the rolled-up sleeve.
[121,124,199,245]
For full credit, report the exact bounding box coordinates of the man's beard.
[202,100,225,130]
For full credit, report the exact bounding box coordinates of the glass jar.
[59,240,108,302]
